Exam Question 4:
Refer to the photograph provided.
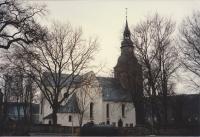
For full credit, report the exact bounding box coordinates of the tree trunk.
[151,97,156,134]
[79,113,84,127]
[163,96,168,126]
[162,73,168,126]
[135,101,145,126]
[29,101,33,124]
[3,101,8,119]
[52,108,58,125]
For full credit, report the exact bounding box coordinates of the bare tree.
[75,72,100,127]
[179,11,200,88]
[132,13,178,128]
[0,0,46,49]
[0,64,37,122]
[6,22,98,125]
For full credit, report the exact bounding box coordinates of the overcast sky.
[31,0,200,94]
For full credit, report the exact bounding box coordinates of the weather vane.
[125,8,128,20]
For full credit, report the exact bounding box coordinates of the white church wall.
[40,86,71,123]
[102,101,136,127]
[39,71,136,127]
[82,90,103,125]
[41,98,52,123]
[75,84,103,125]
[57,113,79,126]
[38,87,52,123]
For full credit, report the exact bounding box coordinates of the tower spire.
[125,8,128,28]
[123,8,130,39]
[126,8,127,21]
[121,8,133,48]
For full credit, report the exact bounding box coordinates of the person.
[118,118,123,127]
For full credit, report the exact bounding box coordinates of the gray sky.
[32,0,200,94]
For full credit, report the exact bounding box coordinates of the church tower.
[114,13,144,126]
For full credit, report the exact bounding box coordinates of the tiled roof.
[97,77,132,102]
[5,102,39,114]
[43,94,80,119]
[42,72,82,87]
[43,113,53,119]
[58,94,80,113]
[42,71,133,105]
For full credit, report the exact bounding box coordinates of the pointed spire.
[123,8,131,39]
[126,8,127,21]
[121,8,133,48]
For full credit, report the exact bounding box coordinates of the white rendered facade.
[40,72,136,127]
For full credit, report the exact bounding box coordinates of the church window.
[90,102,94,119]
[122,104,125,117]
[106,120,110,125]
[40,100,43,114]
[106,103,109,118]
[69,115,72,122]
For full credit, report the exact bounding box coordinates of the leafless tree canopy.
[132,13,178,97]
[132,13,179,127]
[4,22,98,125]
[76,72,100,127]
[179,11,200,83]
[0,65,37,122]
[0,0,46,49]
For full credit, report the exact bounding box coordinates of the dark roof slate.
[43,94,80,119]
[43,113,53,120]
[43,71,133,103]
[5,102,39,114]
[42,72,81,87]
[58,94,80,113]
[97,77,132,102]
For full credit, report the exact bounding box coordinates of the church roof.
[58,94,80,113]
[42,72,82,87]
[97,77,132,102]
[43,94,80,119]
[42,71,133,108]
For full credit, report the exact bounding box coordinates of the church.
[40,17,144,127]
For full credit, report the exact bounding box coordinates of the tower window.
[69,115,72,122]
[106,103,109,118]
[90,102,94,119]
[122,104,125,117]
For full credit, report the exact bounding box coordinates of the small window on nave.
[106,103,109,118]
[90,102,94,119]
[69,115,72,122]
[122,104,125,117]
[106,120,110,125]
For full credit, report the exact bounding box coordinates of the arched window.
[106,120,110,125]
[90,102,94,119]
[69,115,72,122]
[106,103,109,118]
[122,104,125,117]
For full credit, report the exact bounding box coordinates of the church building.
[40,17,144,127]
